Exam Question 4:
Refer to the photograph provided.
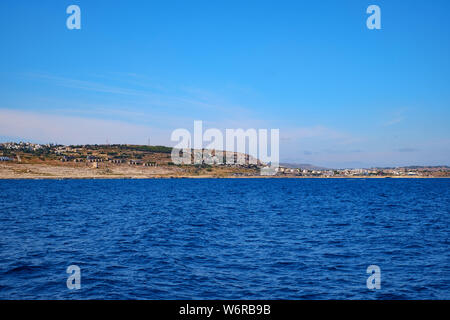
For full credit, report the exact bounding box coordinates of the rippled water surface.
[0,178,449,299]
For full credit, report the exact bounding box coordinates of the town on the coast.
[0,142,449,178]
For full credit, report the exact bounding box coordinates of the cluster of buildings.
[0,142,162,168]
[128,159,157,166]
[178,149,261,166]
[61,155,158,167]
[275,166,449,177]
[0,142,49,151]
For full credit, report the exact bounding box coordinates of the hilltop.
[0,142,262,179]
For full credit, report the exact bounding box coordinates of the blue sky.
[0,0,449,168]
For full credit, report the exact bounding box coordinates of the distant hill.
[280,163,328,170]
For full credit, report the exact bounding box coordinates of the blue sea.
[0,178,449,300]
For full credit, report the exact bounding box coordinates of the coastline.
[0,163,447,180]
[0,175,445,180]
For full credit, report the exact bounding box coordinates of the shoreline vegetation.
[1,142,449,179]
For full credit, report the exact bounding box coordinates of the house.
[86,156,103,162]
[143,162,157,167]
[129,159,143,165]
[109,159,124,164]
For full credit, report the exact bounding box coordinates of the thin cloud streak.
[20,72,253,116]
[0,108,169,146]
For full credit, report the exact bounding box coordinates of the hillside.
[0,142,262,179]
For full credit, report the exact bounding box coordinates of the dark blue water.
[0,179,449,299]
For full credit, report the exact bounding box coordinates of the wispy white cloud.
[396,147,418,153]
[382,108,408,127]
[23,73,143,96]
[383,117,404,126]
[281,126,361,144]
[0,108,170,145]
[20,72,253,117]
